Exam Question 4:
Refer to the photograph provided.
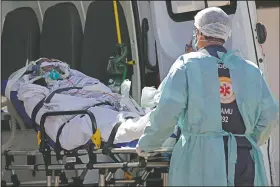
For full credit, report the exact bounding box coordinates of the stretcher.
[1,62,176,186]
[3,148,171,186]
[1,90,173,186]
[1,108,172,186]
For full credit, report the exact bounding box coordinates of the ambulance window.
[256,1,280,9]
[166,0,237,22]
[207,1,231,7]
[171,1,205,14]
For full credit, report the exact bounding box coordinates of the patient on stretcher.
[5,58,177,151]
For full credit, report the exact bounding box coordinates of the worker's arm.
[138,56,188,152]
[253,74,279,146]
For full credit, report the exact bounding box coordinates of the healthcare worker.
[136,7,279,186]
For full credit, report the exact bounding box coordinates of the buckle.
[91,128,101,149]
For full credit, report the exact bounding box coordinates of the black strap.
[31,97,46,128]
[30,87,82,127]
[102,116,134,156]
[45,87,82,104]
[92,101,113,107]
[102,122,122,162]
[107,122,122,148]
[55,123,67,160]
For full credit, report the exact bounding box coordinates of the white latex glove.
[136,144,157,159]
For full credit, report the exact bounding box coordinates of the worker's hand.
[185,40,193,53]
[136,144,146,157]
[136,144,157,158]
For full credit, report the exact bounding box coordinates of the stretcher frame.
[3,149,170,186]
[2,105,171,187]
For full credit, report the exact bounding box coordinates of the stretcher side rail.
[38,109,98,186]
[39,109,97,153]
[3,156,170,186]
[5,161,169,171]
[2,147,172,186]
[3,148,172,156]
[3,102,173,186]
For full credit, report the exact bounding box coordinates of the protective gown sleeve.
[138,56,188,152]
[253,75,279,146]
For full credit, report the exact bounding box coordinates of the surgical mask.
[41,71,60,86]
[49,69,61,80]
[41,69,61,80]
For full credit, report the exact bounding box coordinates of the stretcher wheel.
[1,180,7,187]
[11,174,20,187]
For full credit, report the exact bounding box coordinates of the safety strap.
[45,87,82,103]
[32,87,83,148]
[101,118,134,179]
[31,97,46,128]
[102,122,122,155]
[102,117,133,156]
[54,102,113,158]
[55,123,67,160]
[31,87,83,127]
[31,97,45,146]
[107,122,122,146]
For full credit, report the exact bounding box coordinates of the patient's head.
[34,57,70,84]
[41,65,64,74]
[38,58,60,63]
[38,58,65,76]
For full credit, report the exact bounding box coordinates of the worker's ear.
[197,31,204,41]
